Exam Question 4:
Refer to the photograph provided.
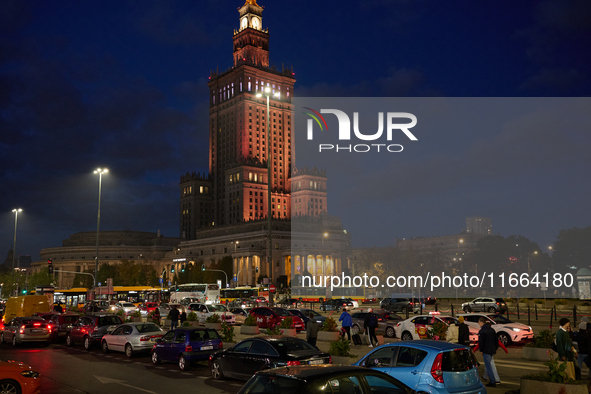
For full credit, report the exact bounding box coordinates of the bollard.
[435,304,439,312]
[535,304,538,320]
[527,305,531,326]
[517,303,520,319]
[420,303,423,315]
[574,305,577,327]
[555,305,558,321]
[550,306,553,330]
[451,304,454,317]
[406,306,410,319]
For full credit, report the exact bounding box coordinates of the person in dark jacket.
[457,316,471,346]
[577,318,589,372]
[363,308,379,348]
[556,318,581,379]
[168,306,180,330]
[306,313,320,347]
[179,310,187,326]
[339,308,352,343]
[478,317,500,387]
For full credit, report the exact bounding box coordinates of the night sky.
[1,1,590,261]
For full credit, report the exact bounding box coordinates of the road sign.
[98,282,102,286]
[159,278,163,284]
[269,284,276,293]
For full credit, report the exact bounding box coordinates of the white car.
[394,313,478,344]
[110,302,137,314]
[458,313,533,346]
[101,322,164,357]
[188,303,235,325]
[229,307,251,325]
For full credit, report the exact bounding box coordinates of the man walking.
[364,308,379,348]
[169,305,180,330]
[306,313,320,347]
[478,317,499,387]
[557,318,581,380]
[457,316,471,346]
[339,308,352,343]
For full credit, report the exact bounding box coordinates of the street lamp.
[256,86,280,306]
[11,208,22,270]
[527,251,538,276]
[93,168,108,289]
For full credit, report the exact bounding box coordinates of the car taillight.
[496,302,500,305]
[185,345,193,352]
[329,356,333,364]
[140,336,150,341]
[287,361,300,366]
[47,325,52,333]
[431,353,444,383]
[93,326,99,332]
[20,325,25,334]
[396,323,400,327]
[34,323,41,326]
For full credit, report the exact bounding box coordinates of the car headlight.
[512,328,521,332]
[21,370,40,378]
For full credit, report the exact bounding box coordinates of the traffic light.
[255,266,259,273]
[181,264,185,272]
[201,264,205,271]
[48,259,53,274]
[171,266,175,273]
[22,289,27,295]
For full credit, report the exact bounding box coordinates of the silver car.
[351,309,403,338]
[1,316,50,346]
[101,322,164,357]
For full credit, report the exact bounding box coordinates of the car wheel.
[211,360,224,380]
[12,335,17,347]
[400,307,407,314]
[179,355,188,370]
[487,307,497,313]
[151,351,160,364]
[498,332,511,347]
[385,326,395,338]
[463,306,471,313]
[401,331,413,341]
[125,344,134,358]
[101,340,109,353]
[66,334,73,346]
[0,332,4,344]
[83,336,92,350]
[0,379,22,394]
[352,324,361,335]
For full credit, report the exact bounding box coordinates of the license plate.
[201,346,213,351]
[59,332,66,336]
[309,359,323,365]
[30,329,43,333]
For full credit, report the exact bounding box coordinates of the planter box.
[280,328,297,337]
[577,306,591,313]
[521,378,588,394]
[522,346,558,361]
[205,322,222,330]
[240,325,260,335]
[127,316,142,322]
[318,331,341,342]
[184,321,199,327]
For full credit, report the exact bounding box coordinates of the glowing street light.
[11,208,22,270]
[93,168,108,289]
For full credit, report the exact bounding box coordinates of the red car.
[138,302,159,316]
[250,307,305,331]
[0,360,41,394]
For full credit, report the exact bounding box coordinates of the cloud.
[520,68,587,91]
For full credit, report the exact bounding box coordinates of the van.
[2,295,51,325]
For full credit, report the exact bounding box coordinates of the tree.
[553,226,591,272]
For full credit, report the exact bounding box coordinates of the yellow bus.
[220,286,270,304]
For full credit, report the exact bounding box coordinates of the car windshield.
[121,303,135,307]
[241,374,304,393]
[210,304,228,312]
[274,340,317,353]
[98,316,122,326]
[271,308,292,317]
[62,316,79,323]
[487,315,512,324]
[378,313,398,321]
[136,323,162,333]
[441,348,475,371]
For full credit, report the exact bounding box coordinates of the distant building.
[466,217,492,235]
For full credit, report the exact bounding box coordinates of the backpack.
[368,313,378,328]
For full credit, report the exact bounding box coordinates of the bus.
[291,286,376,303]
[53,286,165,310]
[169,283,221,304]
[220,286,270,304]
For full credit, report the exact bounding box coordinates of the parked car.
[158,303,186,317]
[188,303,235,325]
[458,313,533,346]
[66,314,123,349]
[462,297,507,313]
[394,314,479,343]
[138,302,159,316]
[209,336,331,380]
[83,300,110,312]
[380,297,419,314]
[287,309,309,324]
[341,298,359,308]
[319,298,354,312]
[0,360,41,394]
[101,322,164,357]
[229,307,251,325]
[0,316,50,347]
[249,307,305,331]
[277,298,301,308]
[294,308,327,325]
[47,313,80,342]
[110,302,137,314]
[152,327,223,370]
[353,340,485,394]
[424,296,437,305]
[351,309,403,338]
[237,365,414,394]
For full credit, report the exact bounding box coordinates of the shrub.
[206,314,221,323]
[148,311,160,324]
[554,299,568,306]
[429,321,448,340]
[505,298,515,303]
[526,330,555,349]
[267,323,281,335]
[329,336,355,358]
[533,299,544,304]
[116,309,124,316]
[131,310,141,318]
[279,317,293,329]
[187,311,198,321]
[182,321,192,327]
[581,302,591,307]
[321,316,338,332]
[244,314,257,326]
[221,322,236,342]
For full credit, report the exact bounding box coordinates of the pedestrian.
[363,308,379,348]
[339,308,352,343]
[578,318,589,374]
[556,318,581,380]
[306,312,320,347]
[446,319,459,343]
[169,305,180,330]
[478,316,500,387]
[180,310,187,326]
[457,316,471,346]
[152,307,161,324]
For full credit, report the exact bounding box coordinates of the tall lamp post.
[527,250,538,276]
[256,87,279,306]
[93,168,108,289]
[11,208,22,270]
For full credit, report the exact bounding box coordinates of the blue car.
[353,339,486,394]
[151,327,223,370]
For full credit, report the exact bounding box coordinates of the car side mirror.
[156,338,163,343]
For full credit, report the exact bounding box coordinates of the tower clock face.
[241,17,248,29]
[252,17,259,29]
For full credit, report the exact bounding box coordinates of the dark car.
[462,297,507,313]
[209,336,332,381]
[294,308,327,325]
[237,365,414,394]
[48,313,80,342]
[380,298,420,314]
[320,299,354,312]
[287,309,309,324]
[277,298,301,309]
[66,314,123,349]
[152,327,223,370]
